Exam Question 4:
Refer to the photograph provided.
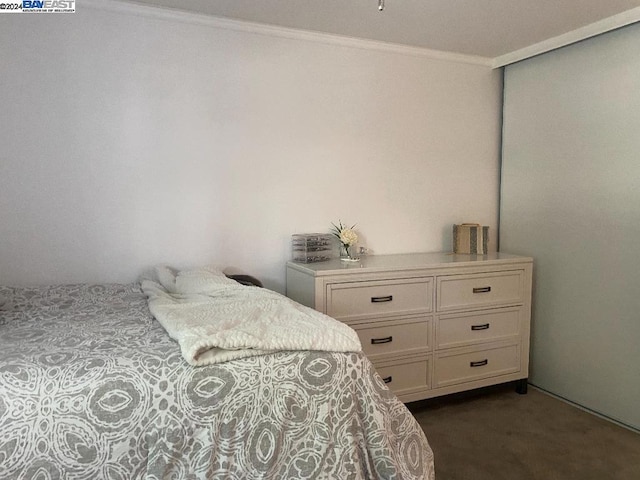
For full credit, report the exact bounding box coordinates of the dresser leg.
[515,379,528,394]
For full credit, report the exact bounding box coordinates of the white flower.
[331,220,358,249]
[339,228,358,246]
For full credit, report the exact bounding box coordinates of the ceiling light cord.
[378,0,385,12]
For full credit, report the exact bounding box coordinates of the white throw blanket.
[141,266,362,366]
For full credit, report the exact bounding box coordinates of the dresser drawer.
[437,271,524,312]
[434,343,520,388]
[326,278,432,321]
[355,317,430,360]
[375,356,430,394]
[436,308,520,349]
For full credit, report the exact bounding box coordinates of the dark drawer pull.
[382,376,393,384]
[471,323,490,331]
[470,359,489,368]
[371,336,393,345]
[473,286,491,294]
[371,295,393,303]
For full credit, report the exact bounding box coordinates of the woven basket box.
[453,224,489,254]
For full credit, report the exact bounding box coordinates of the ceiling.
[126,0,640,64]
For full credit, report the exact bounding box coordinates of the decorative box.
[453,224,489,254]
[291,233,334,263]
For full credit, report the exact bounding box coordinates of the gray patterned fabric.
[0,283,434,479]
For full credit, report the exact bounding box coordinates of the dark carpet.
[408,384,640,480]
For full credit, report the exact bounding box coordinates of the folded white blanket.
[141,266,362,366]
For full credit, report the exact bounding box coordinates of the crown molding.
[493,7,640,68]
[82,0,493,67]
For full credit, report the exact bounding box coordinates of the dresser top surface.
[287,252,532,276]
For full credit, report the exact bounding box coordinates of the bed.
[0,269,435,479]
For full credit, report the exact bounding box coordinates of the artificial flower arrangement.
[330,220,359,261]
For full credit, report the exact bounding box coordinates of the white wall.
[501,23,640,430]
[0,3,502,292]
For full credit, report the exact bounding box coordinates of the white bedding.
[141,266,362,366]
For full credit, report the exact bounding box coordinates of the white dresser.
[286,252,533,403]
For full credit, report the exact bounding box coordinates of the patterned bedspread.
[0,283,435,479]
